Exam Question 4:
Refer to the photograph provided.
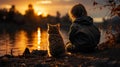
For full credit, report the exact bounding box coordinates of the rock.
[20,63,26,67]
[107,61,117,67]
[23,48,31,58]
[116,61,120,67]
[1,57,9,62]
[0,57,10,67]
[34,63,50,67]
[93,59,108,67]
[31,50,48,56]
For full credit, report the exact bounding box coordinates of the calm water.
[0,27,108,56]
[0,27,69,56]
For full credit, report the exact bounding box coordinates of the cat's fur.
[47,24,65,57]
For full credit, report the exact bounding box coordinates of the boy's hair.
[70,3,87,18]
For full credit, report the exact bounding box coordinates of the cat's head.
[48,24,60,34]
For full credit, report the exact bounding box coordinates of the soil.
[0,46,120,67]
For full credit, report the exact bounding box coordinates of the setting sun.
[34,6,48,17]
[37,11,43,15]
[37,11,48,17]
[42,12,48,17]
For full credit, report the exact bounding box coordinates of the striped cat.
[47,24,65,57]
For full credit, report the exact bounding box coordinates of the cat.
[47,24,66,57]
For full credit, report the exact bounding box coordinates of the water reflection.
[0,27,69,56]
[14,30,28,56]
[37,28,41,50]
[40,31,48,50]
[32,28,41,51]
[0,33,11,56]
[0,27,48,56]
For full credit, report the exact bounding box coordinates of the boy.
[66,4,100,53]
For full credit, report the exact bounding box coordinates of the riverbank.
[0,46,120,67]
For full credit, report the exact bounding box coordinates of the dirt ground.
[0,45,120,67]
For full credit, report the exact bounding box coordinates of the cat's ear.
[48,24,53,26]
[47,23,50,29]
[56,23,60,29]
[47,23,52,27]
[56,23,60,27]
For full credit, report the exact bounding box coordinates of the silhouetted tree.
[45,15,58,24]
[61,14,71,25]
[7,5,16,23]
[61,14,71,32]
[24,4,39,25]
[0,8,7,22]
[56,11,61,23]
[25,4,35,18]
[114,5,120,16]
[92,0,120,17]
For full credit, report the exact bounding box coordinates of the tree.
[92,0,120,17]
[56,11,61,23]
[24,4,39,25]
[25,4,35,18]
[114,5,120,16]
[7,5,16,22]
[0,8,8,22]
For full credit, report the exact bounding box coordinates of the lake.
[0,26,109,57]
[0,27,69,56]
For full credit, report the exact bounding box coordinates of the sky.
[0,0,110,22]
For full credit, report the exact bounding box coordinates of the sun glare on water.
[37,28,41,50]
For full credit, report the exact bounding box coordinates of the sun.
[37,11,43,16]
[34,5,48,17]
[37,11,48,17]
[42,12,48,17]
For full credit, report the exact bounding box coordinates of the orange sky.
[0,0,75,16]
[0,0,109,22]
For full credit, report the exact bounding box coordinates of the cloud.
[0,0,108,17]
[36,0,52,4]
[0,4,11,9]
[64,0,72,2]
